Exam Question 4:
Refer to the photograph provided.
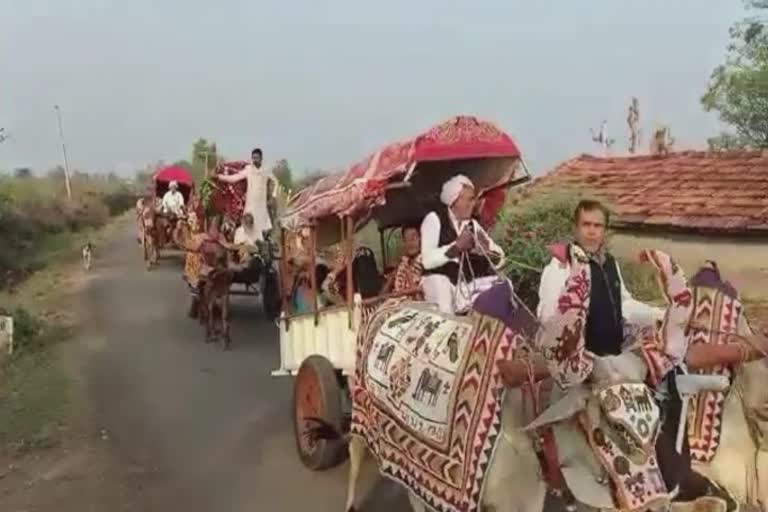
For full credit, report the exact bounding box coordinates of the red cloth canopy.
[207,161,248,221]
[282,116,521,228]
[154,165,194,187]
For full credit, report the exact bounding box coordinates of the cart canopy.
[280,115,527,243]
[153,165,194,187]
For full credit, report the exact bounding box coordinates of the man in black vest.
[421,174,504,314]
[537,200,736,507]
[537,199,663,350]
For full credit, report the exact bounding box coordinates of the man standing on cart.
[215,148,276,241]
[420,174,504,314]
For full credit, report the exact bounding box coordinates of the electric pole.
[54,105,72,200]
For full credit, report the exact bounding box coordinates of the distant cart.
[273,115,531,469]
[143,165,195,268]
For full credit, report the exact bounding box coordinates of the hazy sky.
[1,0,746,176]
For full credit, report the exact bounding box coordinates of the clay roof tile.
[536,150,768,233]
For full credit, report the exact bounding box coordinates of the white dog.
[82,242,93,271]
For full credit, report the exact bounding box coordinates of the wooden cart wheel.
[293,355,346,470]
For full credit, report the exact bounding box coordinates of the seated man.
[421,174,504,314]
[161,181,185,218]
[382,223,423,297]
[321,247,383,304]
[321,254,347,306]
[536,199,722,503]
[233,213,260,253]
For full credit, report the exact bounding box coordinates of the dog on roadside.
[82,242,93,271]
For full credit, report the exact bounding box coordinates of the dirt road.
[3,225,407,511]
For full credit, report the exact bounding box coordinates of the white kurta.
[161,190,185,216]
[420,210,504,314]
[536,255,664,328]
[219,164,275,240]
[234,226,260,247]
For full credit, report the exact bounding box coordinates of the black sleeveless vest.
[422,206,494,285]
[583,250,625,356]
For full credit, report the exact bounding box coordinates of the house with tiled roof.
[527,150,768,296]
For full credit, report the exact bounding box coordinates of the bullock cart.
[198,161,281,320]
[271,116,531,470]
[142,165,195,268]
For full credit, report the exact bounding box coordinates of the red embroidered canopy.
[206,161,248,221]
[281,116,523,230]
[153,165,194,187]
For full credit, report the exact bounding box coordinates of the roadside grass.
[0,321,73,453]
[0,213,131,455]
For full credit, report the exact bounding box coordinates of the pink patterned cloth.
[538,245,692,389]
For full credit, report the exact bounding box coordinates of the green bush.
[494,195,579,309]
[65,193,110,231]
[0,306,45,354]
[0,173,139,290]
[102,187,138,216]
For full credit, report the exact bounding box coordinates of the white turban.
[440,174,474,206]
[169,181,178,189]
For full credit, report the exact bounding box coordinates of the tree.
[272,159,293,191]
[702,0,768,148]
[13,168,31,179]
[47,166,65,179]
[191,138,220,181]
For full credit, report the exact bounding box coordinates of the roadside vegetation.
[0,170,137,454]
[0,171,136,290]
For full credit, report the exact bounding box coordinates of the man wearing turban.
[161,180,185,218]
[420,174,504,314]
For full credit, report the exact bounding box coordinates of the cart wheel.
[293,355,346,470]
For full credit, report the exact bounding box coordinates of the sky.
[0,0,747,177]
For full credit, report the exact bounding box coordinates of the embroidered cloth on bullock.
[537,246,694,511]
[579,382,668,511]
[686,283,745,463]
[351,302,518,512]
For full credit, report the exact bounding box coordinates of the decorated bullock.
[683,263,768,511]
[182,215,237,349]
[339,243,767,512]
